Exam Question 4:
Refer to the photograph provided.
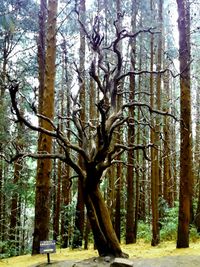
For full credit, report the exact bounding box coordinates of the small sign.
[40,240,56,254]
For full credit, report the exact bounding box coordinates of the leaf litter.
[1,240,200,267]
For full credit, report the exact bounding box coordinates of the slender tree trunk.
[176,0,193,248]
[163,62,173,207]
[195,87,200,217]
[53,48,66,242]
[32,0,58,254]
[0,32,8,245]
[60,38,71,248]
[9,155,22,247]
[126,0,137,245]
[137,29,146,222]
[171,83,178,203]
[61,166,71,248]
[107,167,115,222]
[156,0,163,199]
[113,0,123,242]
[53,156,61,241]
[150,0,160,244]
[73,0,86,248]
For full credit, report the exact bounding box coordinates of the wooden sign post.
[40,240,56,264]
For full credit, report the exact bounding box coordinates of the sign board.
[40,240,56,254]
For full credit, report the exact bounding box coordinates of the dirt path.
[30,255,200,267]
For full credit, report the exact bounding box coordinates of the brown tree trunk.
[150,0,160,245]
[0,30,9,245]
[9,130,23,249]
[32,0,58,254]
[59,38,71,249]
[137,29,146,222]
[85,183,126,257]
[107,167,115,222]
[113,0,123,242]
[114,174,121,242]
[176,0,193,248]
[156,0,163,199]
[163,61,173,207]
[195,87,200,217]
[73,0,86,249]
[126,0,137,245]
[53,156,61,241]
[163,115,173,207]
[61,165,71,248]
[171,89,178,203]
[53,47,66,242]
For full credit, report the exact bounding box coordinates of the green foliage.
[0,241,18,258]
[0,14,15,32]
[137,221,152,243]
[160,202,179,241]
[136,203,179,242]
[190,227,200,242]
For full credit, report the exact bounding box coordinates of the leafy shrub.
[189,226,200,242]
[160,202,179,241]
[0,241,19,258]
[137,221,151,242]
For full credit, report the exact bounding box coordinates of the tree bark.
[85,184,126,257]
[9,121,23,251]
[126,0,137,245]
[176,0,193,248]
[150,0,160,245]
[0,28,9,245]
[72,0,86,249]
[195,87,200,217]
[114,0,123,242]
[32,0,58,254]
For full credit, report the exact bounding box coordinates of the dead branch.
[8,82,89,164]
[0,152,66,164]
[112,143,155,161]
[123,101,178,121]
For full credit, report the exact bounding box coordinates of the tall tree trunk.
[53,47,66,242]
[32,0,58,254]
[137,28,146,222]
[156,0,163,199]
[150,0,160,245]
[9,121,23,252]
[176,0,193,248]
[9,159,21,242]
[195,87,200,217]
[53,156,61,241]
[60,38,71,248]
[0,30,8,245]
[61,165,71,248]
[73,0,86,248]
[126,0,137,245]
[163,66,173,207]
[114,0,123,242]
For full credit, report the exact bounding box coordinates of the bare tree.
[8,11,177,257]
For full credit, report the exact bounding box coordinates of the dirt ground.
[2,241,200,267]
[30,255,200,267]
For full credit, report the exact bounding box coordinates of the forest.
[0,0,199,263]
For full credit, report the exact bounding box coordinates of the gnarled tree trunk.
[84,183,126,257]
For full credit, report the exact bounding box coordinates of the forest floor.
[1,240,200,267]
